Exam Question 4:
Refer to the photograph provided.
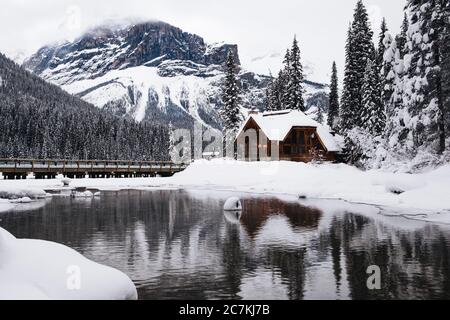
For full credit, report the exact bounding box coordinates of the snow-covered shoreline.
[1,160,450,222]
[0,226,138,300]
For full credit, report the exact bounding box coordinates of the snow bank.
[164,160,450,215]
[0,187,47,200]
[0,199,15,213]
[0,227,137,300]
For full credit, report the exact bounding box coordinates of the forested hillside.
[0,53,169,160]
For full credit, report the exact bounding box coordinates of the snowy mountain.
[24,21,329,129]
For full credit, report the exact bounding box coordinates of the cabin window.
[291,131,297,144]
[283,145,291,155]
[245,136,250,159]
[299,132,306,145]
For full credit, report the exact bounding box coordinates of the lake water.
[1,189,450,300]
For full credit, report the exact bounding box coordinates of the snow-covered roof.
[237,110,342,152]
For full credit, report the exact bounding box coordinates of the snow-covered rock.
[10,197,33,204]
[71,191,94,198]
[61,178,72,187]
[223,197,243,211]
[0,227,137,300]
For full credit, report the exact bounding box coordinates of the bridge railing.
[0,159,189,174]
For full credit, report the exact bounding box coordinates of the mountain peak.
[22,20,328,130]
[23,20,240,84]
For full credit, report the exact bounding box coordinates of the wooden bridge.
[0,159,189,180]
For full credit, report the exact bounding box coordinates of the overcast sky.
[0,0,406,83]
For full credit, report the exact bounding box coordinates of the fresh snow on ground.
[1,160,450,223]
[162,160,450,216]
[0,227,138,300]
[0,199,15,213]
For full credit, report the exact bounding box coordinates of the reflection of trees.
[264,247,307,300]
[239,198,322,300]
[333,213,450,300]
[240,198,321,238]
[3,191,450,300]
[330,217,343,294]
[222,223,244,299]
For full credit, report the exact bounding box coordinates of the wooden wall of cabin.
[238,123,336,162]
[279,127,335,162]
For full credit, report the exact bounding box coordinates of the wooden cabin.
[236,110,342,163]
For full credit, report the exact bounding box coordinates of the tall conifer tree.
[286,36,305,111]
[328,62,340,130]
[340,1,374,131]
[220,51,241,134]
[361,60,385,135]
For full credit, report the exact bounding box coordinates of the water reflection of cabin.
[236,110,342,163]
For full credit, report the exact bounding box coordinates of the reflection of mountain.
[2,191,450,300]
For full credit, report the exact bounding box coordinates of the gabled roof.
[237,110,342,152]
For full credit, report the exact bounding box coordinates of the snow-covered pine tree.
[286,36,305,111]
[328,62,340,130]
[269,76,281,111]
[276,69,288,110]
[168,122,176,161]
[265,72,275,111]
[316,106,325,124]
[395,13,409,59]
[442,3,450,138]
[381,32,396,113]
[265,86,272,111]
[281,49,291,109]
[340,1,374,131]
[376,18,389,73]
[265,71,279,112]
[361,59,385,135]
[220,51,241,135]
[432,0,448,154]
[340,25,356,132]
[374,18,389,131]
[395,0,446,155]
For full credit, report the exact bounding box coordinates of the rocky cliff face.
[24,21,328,129]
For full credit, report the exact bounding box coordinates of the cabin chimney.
[248,109,259,116]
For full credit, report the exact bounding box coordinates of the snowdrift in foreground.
[165,160,450,217]
[0,227,137,300]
